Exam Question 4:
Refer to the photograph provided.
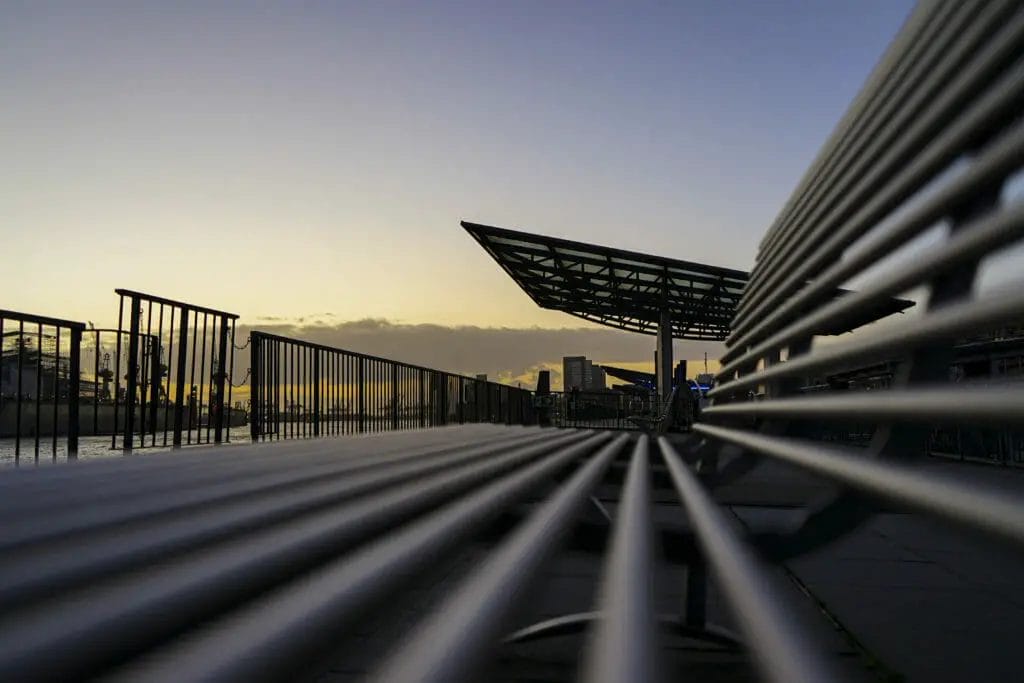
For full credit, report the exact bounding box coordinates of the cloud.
[233,318,724,390]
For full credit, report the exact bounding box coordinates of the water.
[0,426,255,468]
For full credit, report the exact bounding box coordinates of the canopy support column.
[655,308,673,400]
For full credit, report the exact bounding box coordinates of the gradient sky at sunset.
[2,1,915,385]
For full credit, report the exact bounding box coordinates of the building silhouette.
[562,356,605,391]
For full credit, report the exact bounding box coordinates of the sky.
[2,0,916,387]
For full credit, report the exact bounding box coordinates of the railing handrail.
[249,329,528,392]
[114,289,240,320]
[0,310,86,331]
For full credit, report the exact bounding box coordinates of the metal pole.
[35,322,42,463]
[15,320,22,464]
[273,339,280,439]
[149,332,161,446]
[214,315,229,444]
[391,363,399,430]
[0,318,4,434]
[52,327,59,460]
[139,305,151,443]
[68,327,81,460]
[226,322,235,443]
[419,369,426,428]
[655,307,672,401]
[250,335,261,442]
[172,307,190,449]
[357,358,365,433]
[93,329,100,436]
[198,314,209,444]
[112,296,123,450]
[123,296,141,454]
[313,349,321,438]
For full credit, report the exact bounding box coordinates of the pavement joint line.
[727,506,905,683]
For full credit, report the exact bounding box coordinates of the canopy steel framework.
[462,221,747,342]
[462,221,913,342]
[463,221,913,395]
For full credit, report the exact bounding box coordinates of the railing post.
[272,338,279,439]
[123,296,141,454]
[250,335,261,442]
[213,315,229,444]
[419,369,426,428]
[391,363,399,430]
[172,307,190,449]
[68,327,81,459]
[14,321,22,464]
[433,373,440,426]
[357,357,365,433]
[149,335,161,445]
[441,375,449,426]
[457,378,464,424]
[313,349,321,437]
[0,319,4,439]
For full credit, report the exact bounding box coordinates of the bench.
[2,3,1024,681]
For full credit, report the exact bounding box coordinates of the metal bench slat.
[659,438,840,683]
[0,431,565,613]
[580,435,663,683]
[731,3,1024,344]
[702,385,1024,424]
[722,193,1024,378]
[721,113,1024,374]
[0,430,598,680]
[694,423,1024,554]
[745,0,987,296]
[711,287,1024,398]
[367,433,630,683]
[109,432,616,683]
[0,428,540,551]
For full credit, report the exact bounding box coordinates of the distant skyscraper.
[562,355,605,391]
[562,356,586,391]
[674,360,688,385]
[535,370,551,395]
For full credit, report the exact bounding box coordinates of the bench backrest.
[697,0,1024,562]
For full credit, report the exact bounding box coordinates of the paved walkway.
[732,458,1024,683]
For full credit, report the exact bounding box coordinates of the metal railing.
[0,310,83,462]
[249,331,535,440]
[549,390,635,429]
[112,290,240,452]
[929,424,1024,465]
[550,389,694,431]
